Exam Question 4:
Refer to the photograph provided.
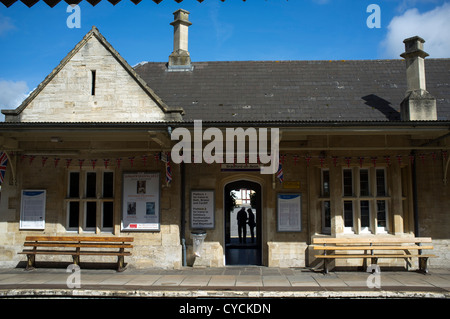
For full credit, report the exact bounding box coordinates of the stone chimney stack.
[400,36,437,120]
[168,9,193,71]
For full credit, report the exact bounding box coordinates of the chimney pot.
[168,9,193,71]
[400,36,437,121]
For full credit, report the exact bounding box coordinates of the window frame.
[66,169,115,233]
[320,169,331,234]
[340,166,389,234]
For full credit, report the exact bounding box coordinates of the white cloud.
[0,80,29,120]
[209,1,234,48]
[381,2,450,58]
[0,13,15,37]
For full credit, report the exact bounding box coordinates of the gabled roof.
[134,59,450,122]
[1,26,184,120]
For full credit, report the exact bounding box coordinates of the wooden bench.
[19,236,134,272]
[313,237,435,274]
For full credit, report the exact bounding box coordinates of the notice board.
[191,190,215,229]
[20,190,46,230]
[277,193,302,232]
[121,172,160,231]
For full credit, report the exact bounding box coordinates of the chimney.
[168,9,193,71]
[400,36,437,120]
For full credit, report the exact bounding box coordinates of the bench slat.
[313,245,433,250]
[315,254,436,258]
[24,236,134,242]
[19,250,131,256]
[24,242,133,249]
[313,237,432,244]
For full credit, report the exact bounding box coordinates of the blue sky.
[0,0,449,118]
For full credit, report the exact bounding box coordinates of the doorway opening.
[224,180,262,265]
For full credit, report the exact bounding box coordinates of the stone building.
[0,10,449,270]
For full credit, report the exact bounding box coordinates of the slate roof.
[134,59,450,122]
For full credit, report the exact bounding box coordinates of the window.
[376,169,386,196]
[67,170,114,232]
[341,167,389,234]
[322,169,330,197]
[344,201,353,229]
[377,200,387,228]
[321,169,331,234]
[323,201,331,230]
[343,169,353,196]
[360,169,370,196]
[91,70,96,96]
[360,200,370,232]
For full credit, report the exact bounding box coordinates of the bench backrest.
[312,237,432,244]
[25,236,134,243]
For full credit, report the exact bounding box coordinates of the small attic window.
[91,70,96,96]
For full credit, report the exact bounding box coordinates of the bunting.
[0,152,8,184]
[8,149,450,189]
[276,163,283,183]
[165,153,172,186]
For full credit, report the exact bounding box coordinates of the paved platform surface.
[0,266,449,299]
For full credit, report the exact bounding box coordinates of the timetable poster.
[122,172,160,231]
[20,190,46,230]
[277,193,302,232]
[191,190,215,229]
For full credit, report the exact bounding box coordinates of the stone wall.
[17,36,168,123]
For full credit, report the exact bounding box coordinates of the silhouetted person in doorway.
[237,207,248,243]
[247,208,256,243]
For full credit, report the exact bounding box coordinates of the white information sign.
[277,193,302,232]
[121,172,160,231]
[20,190,46,230]
[191,190,215,229]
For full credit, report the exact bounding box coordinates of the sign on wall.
[121,172,160,231]
[20,190,46,230]
[191,190,215,229]
[277,193,302,232]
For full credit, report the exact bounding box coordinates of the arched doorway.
[224,180,262,265]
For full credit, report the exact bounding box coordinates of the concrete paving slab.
[0,274,27,284]
[337,273,372,287]
[180,275,211,286]
[125,275,161,286]
[99,275,136,285]
[287,275,320,287]
[153,275,186,286]
[262,275,291,287]
[423,275,450,288]
[388,274,435,287]
[18,273,61,285]
[79,274,116,285]
[235,275,263,287]
[208,275,236,286]
[313,275,348,287]
[377,274,405,286]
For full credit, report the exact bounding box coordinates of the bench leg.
[25,254,35,271]
[117,256,126,272]
[371,257,378,266]
[419,257,429,274]
[72,255,80,266]
[323,259,329,274]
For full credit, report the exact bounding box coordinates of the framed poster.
[190,190,215,229]
[20,190,46,230]
[277,193,302,232]
[121,172,160,231]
